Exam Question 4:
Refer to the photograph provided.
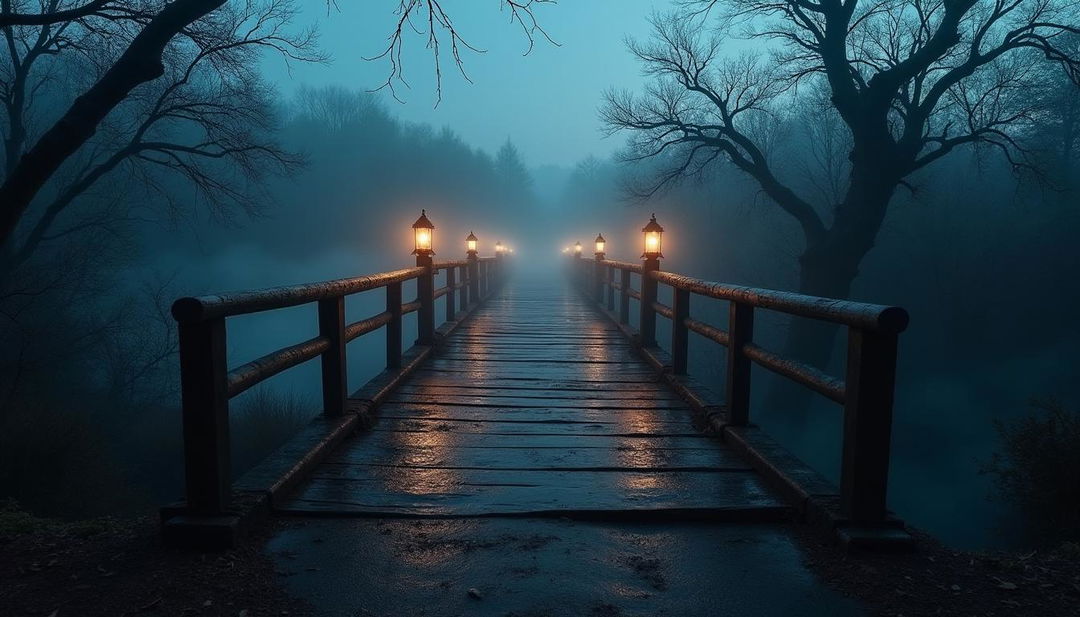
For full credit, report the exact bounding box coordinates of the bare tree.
[2,0,316,276]
[603,1,1080,367]
[0,0,557,251]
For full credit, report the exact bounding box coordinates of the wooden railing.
[570,255,909,525]
[171,254,507,516]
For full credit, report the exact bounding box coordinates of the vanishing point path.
[263,272,861,616]
[278,273,787,519]
[164,217,910,614]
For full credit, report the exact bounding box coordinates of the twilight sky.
[260,1,677,168]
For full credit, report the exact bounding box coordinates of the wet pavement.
[266,518,862,616]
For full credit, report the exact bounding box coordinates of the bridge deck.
[278,274,789,519]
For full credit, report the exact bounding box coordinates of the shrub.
[229,388,316,479]
[984,399,1080,543]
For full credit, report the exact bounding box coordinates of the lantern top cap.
[412,209,435,229]
[575,241,582,247]
[595,233,605,243]
[642,213,663,233]
[466,230,477,241]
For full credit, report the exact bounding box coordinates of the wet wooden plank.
[277,274,786,519]
[280,468,786,518]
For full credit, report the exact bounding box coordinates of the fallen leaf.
[467,588,482,600]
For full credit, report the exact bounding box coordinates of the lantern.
[412,209,435,256]
[495,241,505,254]
[562,246,570,254]
[574,241,582,256]
[594,233,606,258]
[642,213,663,259]
[466,231,478,255]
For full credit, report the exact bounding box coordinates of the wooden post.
[479,260,487,299]
[178,318,230,515]
[459,264,468,313]
[725,302,754,426]
[619,269,631,325]
[416,255,435,345]
[606,267,615,311]
[468,255,479,306]
[445,266,456,322]
[593,258,604,304]
[639,258,660,346]
[317,297,347,416]
[672,288,690,375]
[840,328,899,523]
[386,281,402,368]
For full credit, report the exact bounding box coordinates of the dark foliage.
[984,400,1080,544]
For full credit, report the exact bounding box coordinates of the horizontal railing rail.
[569,254,909,526]
[173,253,510,517]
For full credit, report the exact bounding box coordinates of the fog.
[2,1,1078,552]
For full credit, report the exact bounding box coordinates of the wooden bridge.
[161,213,911,550]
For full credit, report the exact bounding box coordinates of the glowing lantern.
[495,241,505,254]
[594,233,606,258]
[412,209,435,256]
[642,213,663,259]
[574,241,582,256]
[466,231,478,255]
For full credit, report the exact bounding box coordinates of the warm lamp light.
[594,233,606,258]
[411,209,435,256]
[642,213,664,259]
[574,241,582,256]
[495,241,505,254]
[466,231,478,255]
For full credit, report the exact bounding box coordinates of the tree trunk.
[763,147,899,419]
[0,0,226,251]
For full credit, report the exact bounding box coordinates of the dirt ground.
[794,526,1080,617]
[2,507,1078,617]
[0,512,311,617]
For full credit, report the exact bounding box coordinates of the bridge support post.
[672,288,689,375]
[639,257,660,346]
[446,266,456,322]
[477,260,486,300]
[459,264,469,312]
[606,267,615,311]
[593,258,604,304]
[318,297,347,416]
[386,281,402,368]
[840,329,898,523]
[619,269,631,325]
[467,255,479,306]
[416,255,435,345]
[725,302,754,426]
[178,318,230,515]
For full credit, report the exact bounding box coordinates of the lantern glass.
[467,238,477,252]
[496,241,504,253]
[416,229,432,252]
[574,242,582,254]
[644,231,660,254]
[412,209,435,255]
[641,213,664,258]
[595,233,606,255]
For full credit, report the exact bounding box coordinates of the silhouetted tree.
[494,139,535,208]
[603,1,1080,368]
[0,0,557,249]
